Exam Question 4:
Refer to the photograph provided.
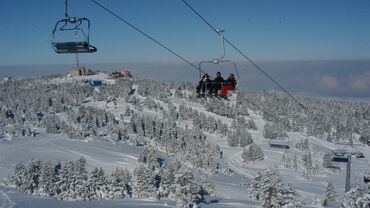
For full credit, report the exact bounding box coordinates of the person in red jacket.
[221,73,236,97]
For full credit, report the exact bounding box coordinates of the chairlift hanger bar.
[64,0,68,18]
[198,29,240,80]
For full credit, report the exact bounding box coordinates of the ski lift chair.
[199,60,239,95]
[197,30,240,97]
[268,139,290,149]
[52,17,97,54]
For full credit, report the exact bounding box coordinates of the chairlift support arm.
[198,29,240,81]
[64,0,69,18]
[215,29,226,63]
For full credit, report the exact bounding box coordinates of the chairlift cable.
[181,0,307,111]
[89,0,204,74]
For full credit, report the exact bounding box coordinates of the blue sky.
[1,0,370,97]
[1,0,370,64]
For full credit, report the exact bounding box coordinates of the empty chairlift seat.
[268,139,290,149]
[53,41,97,54]
[52,17,97,54]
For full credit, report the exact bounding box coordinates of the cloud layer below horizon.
[1,60,370,98]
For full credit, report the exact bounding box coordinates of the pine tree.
[239,131,253,147]
[281,184,302,207]
[357,194,370,207]
[342,187,363,208]
[174,168,199,208]
[302,150,313,178]
[37,161,56,196]
[227,130,239,147]
[296,139,309,151]
[13,162,26,192]
[56,160,76,200]
[132,165,157,199]
[247,119,258,130]
[23,159,42,194]
[88,167,109,200]
[74,157,89,200]
[324,181,337,204]
[292,155,298,171]
[249,169,301,207]
[159,162,176,198]
[322,153,333,168]
[360,128,370,145]
[242,142,264,163]
[109,168,129,199]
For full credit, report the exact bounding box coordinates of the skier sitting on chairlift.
[221,73,236,98]
[211,71,224,95]
[196,73,211,96]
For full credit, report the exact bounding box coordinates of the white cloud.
[348,70,370,92]
[312,73,339,89]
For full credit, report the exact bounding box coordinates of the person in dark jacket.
[211,71,224,95]
[221,73,236,97]
[196,73,211,96]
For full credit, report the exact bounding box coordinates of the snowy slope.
[1,73,370,207]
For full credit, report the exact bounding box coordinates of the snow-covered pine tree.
[302,150,313,178]
[23,159,42,194]
[357,193,370,207]
[247,119,258,130]
[109,167,130,199]
[158,162,176,198]
[322,153,333,168]
[241,142,264,163]
[87,167,109,200]
[36,160,56,196]
[249,168,283,207]
[323,181,337,205]
[296,138,309,151]
[280,183,302,207]
[174,168,199,208]
[227,130,239,147]
[73,157,89,200]
[360,128,370,145]
[342,187,363,208]
[56,160,76,200]
[249,168,301,207]
[263,122,274,139]
[132,164,158,199]
[12,162,26,192]
[292,154,298,171]
[239,130,253,147]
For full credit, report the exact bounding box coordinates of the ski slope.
[1,73,370,207]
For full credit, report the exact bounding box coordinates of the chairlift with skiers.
[196,29,240,99]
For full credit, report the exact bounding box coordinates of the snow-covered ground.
[1,73,370,207]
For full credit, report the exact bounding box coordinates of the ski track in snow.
[0,189,16,208]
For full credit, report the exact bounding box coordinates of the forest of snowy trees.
[2,74,370,206]
[11,157,214,207]
[249,168,301,207]
[1,75,370,152]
